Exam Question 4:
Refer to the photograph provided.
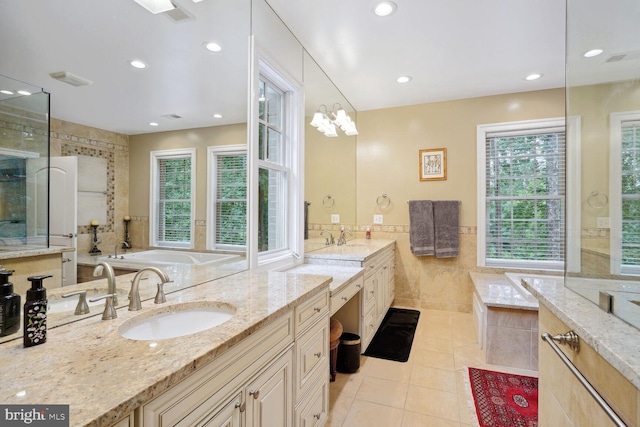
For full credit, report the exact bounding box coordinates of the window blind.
[485,130,566,266]
[215,154,247,247]
[621,121,640,268]
[157,157,191,243]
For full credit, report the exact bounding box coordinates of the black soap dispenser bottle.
[0,270,20,337]
[23,274,52,347]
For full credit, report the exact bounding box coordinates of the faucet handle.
[89,293,117,320]
[62,290,90,315]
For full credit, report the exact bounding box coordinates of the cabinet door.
[195,392,243,427]
[246,349,293,427]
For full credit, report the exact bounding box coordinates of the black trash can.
[336,332,361,373]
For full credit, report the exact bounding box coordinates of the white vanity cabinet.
[360,246,395,350]
[135,287,330,427]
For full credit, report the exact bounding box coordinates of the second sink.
[118,302,236,341]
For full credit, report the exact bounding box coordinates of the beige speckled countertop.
[284,263,364,295]
[0,245,74,260]
[469,272,539,311]
[515,273,640,390]
[304,239,395,266]
[0,269,331,427]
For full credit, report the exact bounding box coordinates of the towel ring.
[322,194,335,208]
[587,191,608,209]
[376,193,391,209]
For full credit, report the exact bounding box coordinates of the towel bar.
[541,332,627,426]
[406,200,461,204]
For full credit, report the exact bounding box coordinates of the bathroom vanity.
[0,267,332,427]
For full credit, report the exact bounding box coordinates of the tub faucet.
[128,267,172,311]
[337,228,352,246]
[110,241,130,259]
[321,230,335,245]
[93,261,118,306]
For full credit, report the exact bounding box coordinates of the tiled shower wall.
[50,119,129,256]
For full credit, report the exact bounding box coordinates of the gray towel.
[433,201,459,258]
[408,200,435,256]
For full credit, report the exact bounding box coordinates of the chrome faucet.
[109,241,130,259]
[93,261,118,305]
[128,267,172,311]
[337,227,352,246]
[321,230,335,245]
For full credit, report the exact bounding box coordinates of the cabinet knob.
[356,284,361,288]
[314,352,322,358]
[249,390,260,399]
[342,296,348,301]
[314,307,321,312]
[235,401,246,412]
[314,413,322,420]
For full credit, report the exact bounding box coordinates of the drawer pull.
[314,307,321,312]
[314,413,322,420]
[249,390,260,399]
[314,351,322,358]
[356,284,362,288]
[235,401,246,412]
[342,296,348,301]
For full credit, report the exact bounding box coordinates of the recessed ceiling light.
[396,75,412,84]
[130,59,147,69]
[584,49,604,58]
[204,42,222,52]
[524,73,542,81]
[0,90,14,95]
[213,113,223,119]
[132,0,175,14]
[149,122,159,126]
[374,1,397,16]
[17,90,31,96]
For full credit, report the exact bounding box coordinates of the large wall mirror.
[565,0,640,329]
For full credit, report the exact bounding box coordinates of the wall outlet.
[331,214,340,224]
[373,214,383,224]
[597,217,610,228]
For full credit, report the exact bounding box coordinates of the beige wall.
[128,124,246,250]
[353,88,566,312]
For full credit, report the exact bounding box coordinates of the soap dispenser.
[23,274,52,347]
[0,270,20,337]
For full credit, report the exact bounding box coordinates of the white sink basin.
[47,289,128,314]
[118,302,236,341]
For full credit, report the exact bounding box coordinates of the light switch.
[373,214,383,224]
[331,214,340,224]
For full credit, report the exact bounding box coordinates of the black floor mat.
[363,308,420,362]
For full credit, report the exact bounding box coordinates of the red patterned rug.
[467,367,538,427]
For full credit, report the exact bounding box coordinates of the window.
[150,149,195,249]
[207,146,247,251]
[477,118,566,270]
[610,111,640,275]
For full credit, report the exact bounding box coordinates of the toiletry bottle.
[366,226,371,240]
[0,270,20,337]
[23,274,52,347]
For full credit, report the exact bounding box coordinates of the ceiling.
[2,0,636,136]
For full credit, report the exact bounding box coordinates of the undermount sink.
[47,288,128,314]
[118,302,236,341]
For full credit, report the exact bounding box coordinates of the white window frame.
[206,145,247,252]
[247,43,304,270]
[477,117,579,271]
[610,111,640,275]
[149,148,196,249]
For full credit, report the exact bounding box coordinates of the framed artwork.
[419,148,447,181]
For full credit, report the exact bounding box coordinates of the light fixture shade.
[334,109,348,125]
[310,112,324,128]
[133,0,176,14]
[324,123,338,137]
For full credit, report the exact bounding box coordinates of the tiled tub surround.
[470,273,539,371]
[0,268,331,427]
[520,274,640,426]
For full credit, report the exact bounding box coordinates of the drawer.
[330,275,363,315]
[296,316,329,400]
[362,306,377,350]
[295,373,329,427]
[362,274,376,313]
[295,290,329,336]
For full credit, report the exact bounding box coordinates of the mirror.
[565,0,640,329]
[303,52,358,251]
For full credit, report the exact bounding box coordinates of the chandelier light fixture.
[310,103,358,137]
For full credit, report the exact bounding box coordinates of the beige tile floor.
[328,308,538,427]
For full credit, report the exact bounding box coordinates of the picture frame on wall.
[419,148,447,181]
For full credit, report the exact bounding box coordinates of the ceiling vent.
[49,71,92,87]
[161,113,183,119]
[164,5,193,22]
[606,51,640,63]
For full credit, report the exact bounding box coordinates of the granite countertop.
[304,239,395,264]
[0,245,74,260]
[285,263,364,295]
[516,273,640,390]
[0,269,331,427]
[469,272,539,311]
